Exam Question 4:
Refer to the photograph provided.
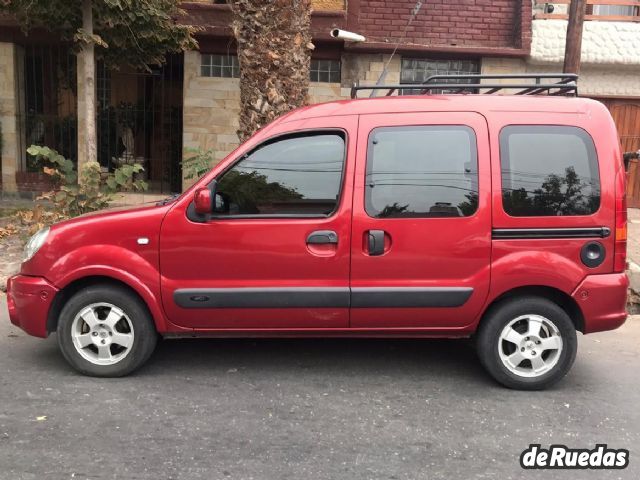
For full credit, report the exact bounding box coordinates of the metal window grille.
[400,58,480,94]
[310,59,341,83]
[593,5,636,16]
[200,54,240,78]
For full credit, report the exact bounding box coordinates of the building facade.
[10,1,614,195]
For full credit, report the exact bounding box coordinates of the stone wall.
[532,19,640,66]
[0,42,18,192]
[181,51,390,189]
[182,50,241,190]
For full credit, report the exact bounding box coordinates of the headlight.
[23,226,50,262]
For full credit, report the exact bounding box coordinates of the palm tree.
[230,0,313,141]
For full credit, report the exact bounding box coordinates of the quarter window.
[216,133,345,216]
[365,126,479,218]
[500,126,600,217]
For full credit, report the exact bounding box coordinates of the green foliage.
[27,145,77,184]
[27,145,147,217]
[502,166,600,216]
[0,0,199,71]
[218,169,302,214]
[182,148,214,181]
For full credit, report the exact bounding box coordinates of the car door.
[160,116,357,329]
[350,112,492,329]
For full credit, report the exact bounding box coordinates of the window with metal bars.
[592,5,637,16]
[310,59,341,83]
[400,58,480,95]
[200,55,341,83]
[200,54,240,78]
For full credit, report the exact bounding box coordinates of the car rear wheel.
[57,284,157,377]
[476,296,577,390]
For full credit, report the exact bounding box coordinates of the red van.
[6,75,628,389]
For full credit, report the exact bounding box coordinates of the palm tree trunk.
[230,0,313,142]
[77,0,97,178]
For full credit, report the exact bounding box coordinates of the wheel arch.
[479,285,585,333]
[47,275,165,334]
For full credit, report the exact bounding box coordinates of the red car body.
[7,95,628,341]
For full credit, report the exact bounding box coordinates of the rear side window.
[500,126,600,217]
[365,126,478,218]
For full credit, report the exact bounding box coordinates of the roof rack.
[350,73,579,99]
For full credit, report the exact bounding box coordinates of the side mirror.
[194,186,213,214]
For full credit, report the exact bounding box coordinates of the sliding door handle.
[306,230,338,245]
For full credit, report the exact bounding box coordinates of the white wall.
[531,19,640,66]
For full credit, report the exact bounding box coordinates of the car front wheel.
[476,296,577,390]
[57,284,158,377]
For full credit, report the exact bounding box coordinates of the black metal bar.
[350,73,579,99]
[421,73,578,83]
[492,227,610,240]
[352,83,577,98]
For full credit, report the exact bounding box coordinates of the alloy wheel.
[70,303,135,366]
[497,314,563,378]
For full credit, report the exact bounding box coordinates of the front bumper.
[6,275,58,338]
[571,272,629,334]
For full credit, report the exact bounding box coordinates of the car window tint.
[216,133,345,216]
[500,126,600,217]
[365,126,478,218]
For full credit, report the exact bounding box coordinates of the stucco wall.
[0,42,19,192]
[531,19,640,66]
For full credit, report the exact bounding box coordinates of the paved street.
[1,294,639,480]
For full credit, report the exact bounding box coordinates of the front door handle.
[306,230,338,245]
[367,230,386,256]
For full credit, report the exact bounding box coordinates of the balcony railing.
[534,0,640,22]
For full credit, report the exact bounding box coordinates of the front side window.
[216,133,345,216]
[365,126,478,218]
[500,126,600,217]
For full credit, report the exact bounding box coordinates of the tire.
[476,296,577,390]
[57,284,158,377]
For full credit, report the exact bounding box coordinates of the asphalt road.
[1,295,639,480]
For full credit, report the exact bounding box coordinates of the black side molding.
[174,287,474,309]
[174,287,350,309]
[351,287,473,308]
[492,227,610,240]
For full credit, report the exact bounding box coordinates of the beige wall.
[0,42,19,192]
[181,51,391,189]
[182,50,241,190]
